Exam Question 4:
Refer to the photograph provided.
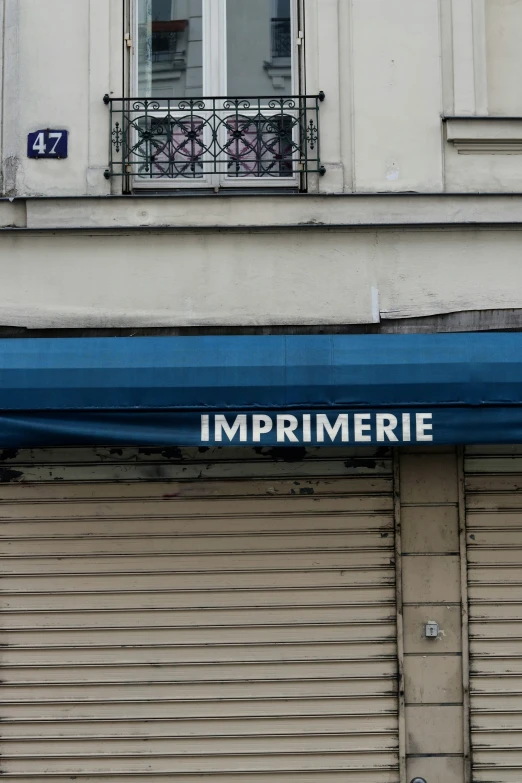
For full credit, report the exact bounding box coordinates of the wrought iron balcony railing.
[103,93,325,184]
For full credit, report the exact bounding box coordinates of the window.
[272,1,291,56]
[137,0,204,98]
[136,0,294,98]
[124,0,319,188]
[105,1,324,188]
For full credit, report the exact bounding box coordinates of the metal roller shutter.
[466,445,522,783]
[0,446,399,782]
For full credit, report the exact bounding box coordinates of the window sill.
[14,192,522,232]
[130,187,300,196]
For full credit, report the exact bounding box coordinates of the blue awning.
[0,333,520,447]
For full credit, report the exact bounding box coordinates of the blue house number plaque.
[27,130,68,159]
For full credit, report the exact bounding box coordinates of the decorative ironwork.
[111,122,123,153]
[271,18,292,59]
[103,94,325,183]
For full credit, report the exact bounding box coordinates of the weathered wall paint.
[351,0,443,192]
[0,227,519,328]
[5,0,522,197]
[486,0,522,115]
[1,1,522,327]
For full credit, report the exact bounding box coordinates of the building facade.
[1,1,522,782]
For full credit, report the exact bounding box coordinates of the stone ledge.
[1,192,522,231]
[445,116,522,154]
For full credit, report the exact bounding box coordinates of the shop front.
[0,333,521,783]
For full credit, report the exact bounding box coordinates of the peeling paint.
[0,449,18,461]
[0,467,23,482]
[3,156,20,197]
[137,446,184,461]
[386,165,399,181]
[161,447,183,460]
[344,458,378,469]
[264,447,308,463]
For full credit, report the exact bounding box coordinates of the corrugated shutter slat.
[0,447,398,781]
[466,446,522,782]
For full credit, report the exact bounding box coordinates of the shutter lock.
[424,621,439,638]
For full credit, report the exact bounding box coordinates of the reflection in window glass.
[227,0,293,96]
[137,0,203,97]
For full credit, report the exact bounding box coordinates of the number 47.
[32,131,63,156]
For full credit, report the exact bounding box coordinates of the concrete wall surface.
[0,226,519,328]
[400,446,466,783]
[0,0,521,329]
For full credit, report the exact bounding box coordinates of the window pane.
[138,0,203,97]
[227,0,293,96]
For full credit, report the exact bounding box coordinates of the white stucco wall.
[5,0,522,197]
[0,226,519,328]
[2,0,119,197]
[0,1,522,330]
[350,0,443,192]
[486,0,522,116]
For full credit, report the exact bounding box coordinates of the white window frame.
[130,0,300,189]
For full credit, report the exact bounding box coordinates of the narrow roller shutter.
[0,446,399,782]
[466,445,522,783]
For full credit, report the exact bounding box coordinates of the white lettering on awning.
[203,413,434,444]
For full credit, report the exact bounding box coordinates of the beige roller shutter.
[0,446,399,782]
[466,445,522,783]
